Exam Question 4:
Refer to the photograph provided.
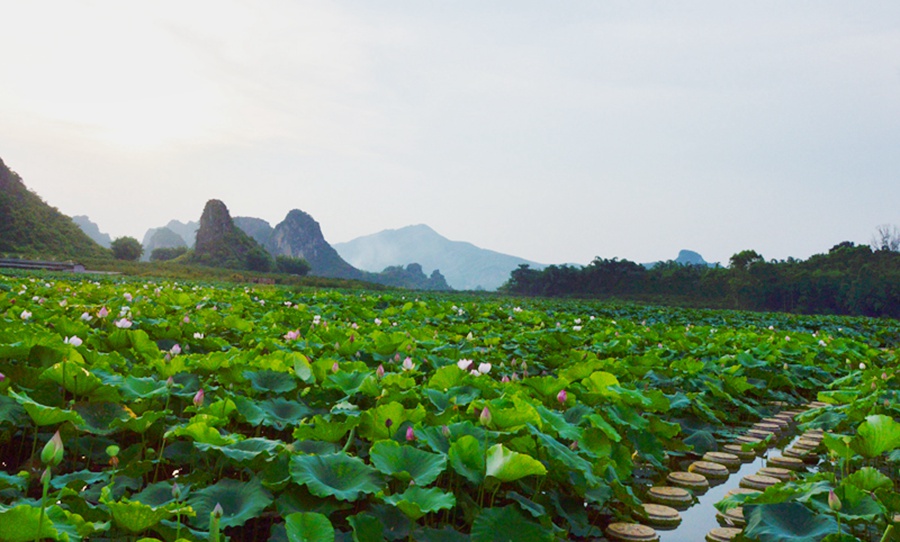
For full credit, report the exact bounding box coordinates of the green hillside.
[0,157,109,259]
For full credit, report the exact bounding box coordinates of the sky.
[1,1,899,266]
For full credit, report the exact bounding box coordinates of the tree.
[275,255,311,276]
[150,246,187,262]
[110,236,143,261]
[871,224,900,252]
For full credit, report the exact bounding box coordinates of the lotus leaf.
[290,452,383,502]
[383,486,456,520]
[0,504,59,541]
[851,414,900,458]
[284,511,335,542]
[370,440,447,485]
[471,506,554,542]
[485,444,546,482]
[744,502,838,542]
[187,477,272,529]
[448,434,486,484]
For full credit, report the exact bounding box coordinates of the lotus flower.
[64,336,83,347]
[406,426,416,442]
[402,357,414,371]
[20,310,32,320]
[376,364,385,379]
[859,363,866,370]
[193,332,204,339]
[332,362,339,373]
[98,307,109,318]
[193,388,205,407]
[501,375,510,383]
[478,362,492,374]
[441,425,451,438]
[114,318,132,329]
[457,359,473,371]
[41,430,64,466]
[183,315,190,323]
[124,293,132,302]
[80,312,92,321]
[0,372,5,383]
[557,389,567,404]
[479,406,492,427]
[170,344,181,355]
[284,330,300,340]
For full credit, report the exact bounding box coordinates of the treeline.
[501,243,900,319]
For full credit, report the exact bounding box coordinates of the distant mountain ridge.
[642,249,716,269]
[334,224,546,290]
[72,216,112,248]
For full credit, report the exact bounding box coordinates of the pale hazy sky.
[2,1,898,265]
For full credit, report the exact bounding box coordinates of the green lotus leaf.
[244,370,298,394]
[254,398,312,430]
[293,415,359,443]
[851,414,900,458]
[8,389,85,426]
[290,452,383,502]
[119,375,169,400]
[360,402,427,440]
[683,429,717,455]
[471,506,554,542]
[842,466,892,492]
[41,360,106,397]
[487,396,542,431]
[529,426,599,487]
[132,481,185,507]
[50,469,110,490]
[102,486,193,534]
[0,471,28,492]
[383,486,456,520]
[187,477,273,529]
[0,394,26,426]
[166,421,236,446]
[194,437,282,462]
[744,502,837,542]
[73,401,132,435]
[586,413,621,442]
[485,444,546,482]
[412,526,468,542]
[448,435,485,484]
[427,365,466,391]
[284,511,335,542]
[111,410,167,434]
[325,371,372,395]
[536,405,582,441]
[0,504,59,541]
[348,513,385,542]
[581,371,619,393]
[370,440,447,485]
[47,505,110,540]
[506,491,546,518]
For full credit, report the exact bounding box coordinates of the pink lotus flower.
[124,293,133,302]
[183,315,190,323]
[98,307,109,318]
[376,364,385,379]
[0,373,5,383]
[457,359,473,371]
[332,362,339,373]
[402,357,414,371]
[193,388,205,407]
[557,389,568,404]
[114,318,132,329]
[501,376,510,383]
[170,344,181,355]
[284,330,300,341]
[406,426,416,442]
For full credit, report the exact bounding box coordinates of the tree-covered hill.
[0,157,109,260]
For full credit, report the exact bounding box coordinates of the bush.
[150,246,188,262]
[275,255,311,276]
[110,237,143,261]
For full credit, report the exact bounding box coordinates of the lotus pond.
[0,272,898,541]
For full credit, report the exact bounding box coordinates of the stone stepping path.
[604,400,827,541]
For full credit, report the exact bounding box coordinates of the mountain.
[334,224,546,290]
[188,200,273,271]
[234,217,273,247]
[143,227,187,261]
[267,210,365,280]
[72,216,112,248]
[642,249,715,269]
[0,157,108,259]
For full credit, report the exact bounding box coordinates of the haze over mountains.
[334,225,547,291]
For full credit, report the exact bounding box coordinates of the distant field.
[1,272,897,541]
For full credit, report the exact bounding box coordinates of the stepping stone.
[722,444,756,462]
[762,417,792,430]
[783,447,814,461]
[607,523,659,542]
[703,451,742,471]
[740,474,780,490]
[792,438,821,451]
[637,503,682,529]
[773,411,798,423]
[734,435,763,445]
[647,486,693,510]
[716,506,746,527]
[802,430,824,440]
[689,461,730,480]
[667,471,710,493]
[808,401,829,409]
[724,487,761,499]
[706,527,744,541]
[752,422,783,437]
[757,467,794,481]
[768,455,805,471]
[747,428,776,440]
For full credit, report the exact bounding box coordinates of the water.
[654,433,816,542]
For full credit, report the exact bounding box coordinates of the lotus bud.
[385,418,393,429]
[193,388,205,407]
[376,364,385,379]
[557,389,568,404]
[859,363,866,370]
[166,376,175,388]
[882,372,888,380]
[828,489,841,511]
[172,482,183,501]
[394,353,401,363]
[0,372,5,383]
[41,430,64,466]
[569,441,578,450]
[406,426,416,442]
[212,502,223,518]
[479,406,492,427]
[441,425,451,438]
[332,362,339,373]
[501,375,510,383]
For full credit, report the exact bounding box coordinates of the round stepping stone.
[740,474,780,490]
[637,503,682,529]
[722,444,756,462]
[647,486,693,510]
[758,467,793,481]
[768,455,805,471]
[773,411,798,422]
[747,428,776,440]
[706,527,743,542]
[763,417,792,431]
[792,438,821,451]
[716,506,746,527]
[808,401,829,409]
[607,523,659,542]
[783,447,812,461]
[703,451,742,471]
[734,435,763,445]
[752,422,783,436]
[689,461,730,480]
[724,487,760,499]
[667,471,709,493]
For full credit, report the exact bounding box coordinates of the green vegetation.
[187,200,275,273]
[0,271,897,540]
[274,255,312,276]
[503,242,900,319]
[110,236,143,261]
[150,246,189,262]
[0,158,110,260]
